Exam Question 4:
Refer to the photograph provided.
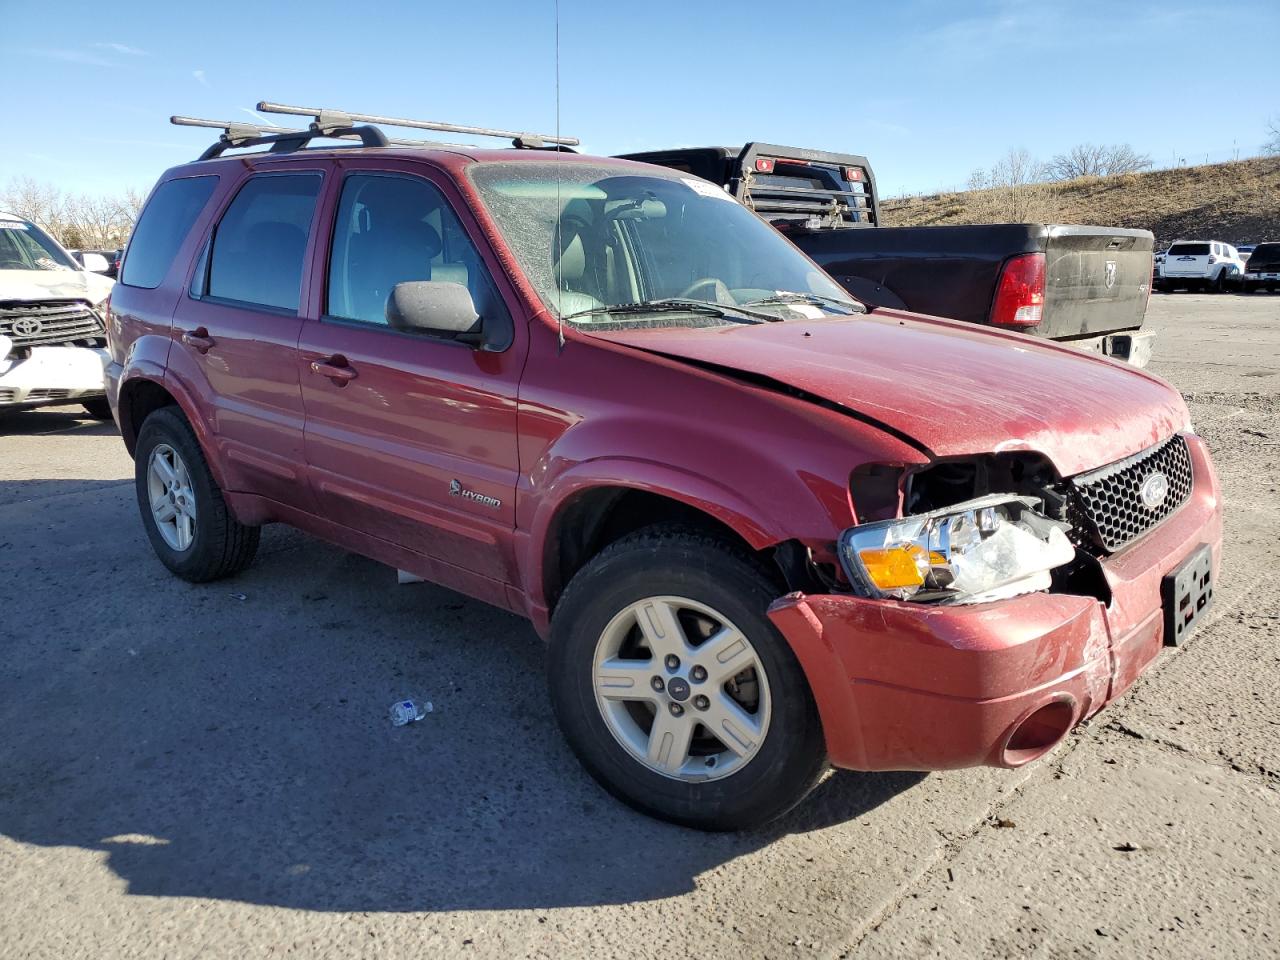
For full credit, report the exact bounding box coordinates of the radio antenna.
[554,0,565,351]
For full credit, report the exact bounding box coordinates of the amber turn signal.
[857,544,928,590]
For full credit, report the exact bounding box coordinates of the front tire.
[81,396,113,420]
[134,407,260,582]
[547,526,826,830]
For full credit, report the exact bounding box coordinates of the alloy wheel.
[592,595,772,781]
[147,442,196,551]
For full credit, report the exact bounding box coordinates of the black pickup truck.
[618,143,1156,367]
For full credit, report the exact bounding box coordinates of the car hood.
[588,309,1188,477]
[0,268,113,306]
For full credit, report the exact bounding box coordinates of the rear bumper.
[0,346,108,407]
[1074,329,1155,368]
[768,434,1222,771]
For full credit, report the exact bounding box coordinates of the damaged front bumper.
[0,345,108,408]
[768,433,1222,771]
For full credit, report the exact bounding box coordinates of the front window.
[0,219,77,272]
[469,161,860,328]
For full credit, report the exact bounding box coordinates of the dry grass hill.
[883,156,1280,247]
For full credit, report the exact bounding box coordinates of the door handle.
[182,327,214,354]
[310,356,357,384]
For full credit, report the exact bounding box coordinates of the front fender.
[515,456,780,635]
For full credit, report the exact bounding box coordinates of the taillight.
[990,253,1045,329]
[754,158,775,173]
[1207,255,1216,264]
[843,166,863,182]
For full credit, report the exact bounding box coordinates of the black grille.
[1069,435,1194,552]
[0,299,105,348]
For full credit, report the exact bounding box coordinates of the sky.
[2,0,1276,202]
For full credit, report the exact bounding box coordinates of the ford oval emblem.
[1140,472,1169,509]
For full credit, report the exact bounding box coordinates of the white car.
[1155,240,1246,292]
[0,212,113,418]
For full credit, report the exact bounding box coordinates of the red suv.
[106,110,1222,830]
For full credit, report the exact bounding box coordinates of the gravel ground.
[0,293,1276,959]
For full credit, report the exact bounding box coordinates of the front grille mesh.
[1069,434,1194,551]
[0,299,105,347]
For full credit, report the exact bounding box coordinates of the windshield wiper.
[562,298,777,324]
[741,291,865,314]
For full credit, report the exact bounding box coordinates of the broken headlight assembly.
[839,494,1076,604]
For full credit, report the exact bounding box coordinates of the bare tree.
[1,177,142,249]
[1,177,66,231]
[964,148,1054,223]
[1047,143,1152,180]
[1266,116,1280,156]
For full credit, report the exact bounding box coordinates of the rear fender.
[119,364,231,494]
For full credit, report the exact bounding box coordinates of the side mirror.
[386,281,483,346]
[81,252,111,274]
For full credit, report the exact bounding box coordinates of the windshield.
[0,219,77,272]
[468,161,861,327]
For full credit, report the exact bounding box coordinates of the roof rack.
[255,101,579,150]
[171,115,468,161]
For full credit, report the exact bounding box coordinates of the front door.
[174,167,326,510]
[298,166,525,587]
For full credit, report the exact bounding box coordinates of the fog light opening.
[1002,699,1076,767]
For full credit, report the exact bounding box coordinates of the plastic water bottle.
[389,698,432,726]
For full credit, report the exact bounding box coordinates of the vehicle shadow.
[0,404,118,437]
[0,478,925,913]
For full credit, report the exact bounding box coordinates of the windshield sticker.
[0,221,30,230]
[680,177,735,202]
[34,258,72,271]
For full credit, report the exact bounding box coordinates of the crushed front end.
[769,432,1222,771]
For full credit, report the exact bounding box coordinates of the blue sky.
[2,0,1275,200]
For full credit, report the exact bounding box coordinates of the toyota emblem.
[11,317,43,337]
[1139,472,1169,509]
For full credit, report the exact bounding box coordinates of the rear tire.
[1212,271,1226,293]
[547,525,827,831]
[134,406,260,582]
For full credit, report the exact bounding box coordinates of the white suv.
[1156,240,1245,293]
[0,212,113,418]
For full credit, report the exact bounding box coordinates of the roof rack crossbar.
[256,101,579,148]
[171,115,469,160]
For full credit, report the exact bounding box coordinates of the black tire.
[547,525,826,831]
[80,396,113,420]
[1212,271,1227,293]
[134,406,260,582]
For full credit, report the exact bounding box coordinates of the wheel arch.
[117,375,231,492]
[528,464,811,630]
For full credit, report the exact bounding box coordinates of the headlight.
[839,494,1076,604]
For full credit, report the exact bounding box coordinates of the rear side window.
[1168,243,1210,256]
[121,176,217,289]
[208,173,322,312]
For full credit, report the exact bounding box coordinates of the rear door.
[172,166,326,510]
[1038,226,1154,339]
[297,163,525,591]
[1162,241,1212,279]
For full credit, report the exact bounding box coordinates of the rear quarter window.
[1168,243,1210,256]
[121,176,218,289]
